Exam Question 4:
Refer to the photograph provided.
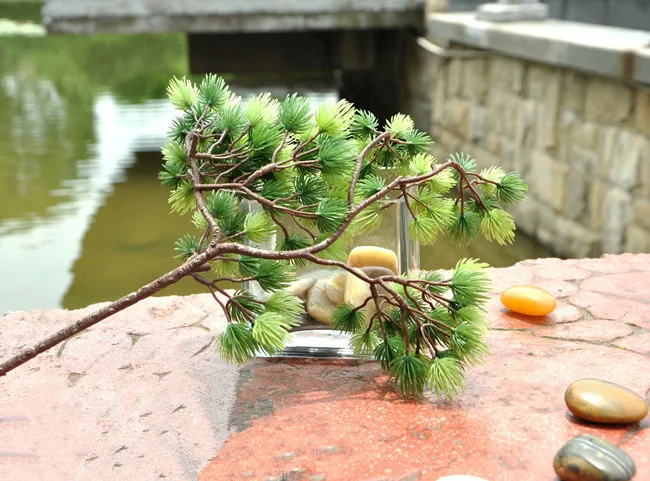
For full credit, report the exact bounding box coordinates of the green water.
[0,23,552,315]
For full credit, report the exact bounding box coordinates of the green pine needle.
[166,76,198,110]
[249,122,285,156]
[278,93,312,134]
[214,96,248,137]
[191,210,208,230]
[408,153,435,176]
[496,172,528,203]
[243,211,276,243]
[390,354,428,398]
[449,211,481,246]
[168,181,196,215]
[317,137,356,181]
[211,255,240,278]
[251,312,292,355]
[427,356,466,399]
[238,256,261,277]
[449,152,477,179]
[218,210,247,239]
[386,114,414,138]
[255,260,295,292]
[356,174,386,200]
[331,301,366,334]
[479,166,505,197]
[480,208,516,245]
[450,322,489,367]
[173,234,206,260]
[374,336,405,372]
[350,110,378,139]
[315,197,348,233]
[350,203,383,235]
[314,232,351,262]
[227,292,265,323]
[217,322,260,364]
[278,233,311,267]
[315,99,356,137]
[351,330,380,359]
[401,129,434,157]
[454,305,488,329]
[428,168,457,194]
[450,258,491,307]
[295,174,326,206]
[161,141,187,165]
[167,113,195,143]
[265,291,304,322]
[246,92,279,127]
[158,160,186,190]
[206,191,238,220]
[260,178,293,201]
[408,216,439,246]
[198,74,230,110]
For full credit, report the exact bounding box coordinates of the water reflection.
[0,33,551,315]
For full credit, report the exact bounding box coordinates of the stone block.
[636,88,650,137]
[565,146,597,222]
[557,110,577,162]
[509,197,540,235]
[527,64,561,102]
[485,132,501,154]
[470,144,500,171]
[530,151,568,212]
[585,78,633,124]
[599,129,644,189]
[634,198,650,232]
[462,58,488,102]
[446,58,463,97]
[515,98,537,152]
[536,205,599,258]
[468,104,488,142]
[432,128,463,158]
[588,179,607,231]
[476,1,549,22]
[562,71,587,115]
[530,67,561,150]
[602,187,635,254]
[500,138,518,173]
[571,120,599,150]
[488,56,525,94]
[443,98,470,138]
[624,225,650,254]
[432,62,448,126]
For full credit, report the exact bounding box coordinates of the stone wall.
[426,30,650,258]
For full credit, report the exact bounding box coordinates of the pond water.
[0,21,552,315]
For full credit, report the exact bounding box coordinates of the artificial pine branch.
[0,75,528,399]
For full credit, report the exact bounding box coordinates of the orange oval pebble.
[500,285,556,316]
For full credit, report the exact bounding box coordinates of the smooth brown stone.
[348,246,399,275]
[325,272,346,305]
[306,278,338,325]
[343,266,395,324]
[565,379,649,424]
[286,269,335,301]
[553,434,635,481]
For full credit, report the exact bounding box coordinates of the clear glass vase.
[241,197,419,358]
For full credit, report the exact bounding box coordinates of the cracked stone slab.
[2,255,650,481]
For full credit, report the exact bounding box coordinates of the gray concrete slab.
[429,12,650,84]
[42,0,427,34]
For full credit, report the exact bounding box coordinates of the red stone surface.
[1,254,650,481]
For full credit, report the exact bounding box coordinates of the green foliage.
[351,330,380,359]
[217,323,260,363]
[155,74,531,400]
[427,356,466,399]
[350,110,378,138]
[331,302,366,334]
[390,354,428,398]
[166,76,198,110]
[198,74,230,110]
[315,99,355,137]
[480,208,516,245]
[315,197,348,233]
[243,211,275,243]
[497,172,528,203]
[278,93,312,133]
[173,234,206,260]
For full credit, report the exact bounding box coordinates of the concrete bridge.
[42,0,427,124]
